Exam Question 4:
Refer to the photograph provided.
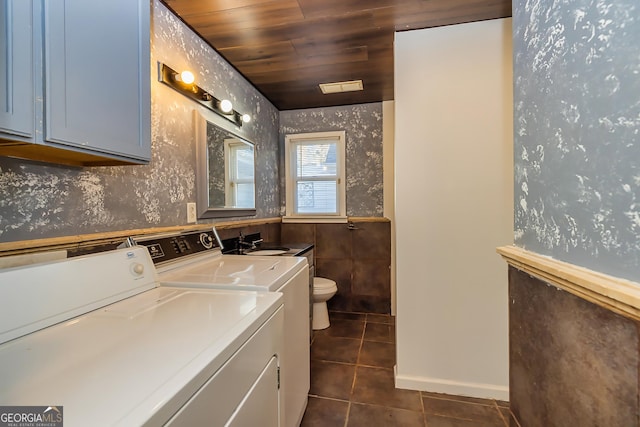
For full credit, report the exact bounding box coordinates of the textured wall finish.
[279,103,383,217]
[509,267,639,426]
[513,0,640,281]
[0,0,280,242]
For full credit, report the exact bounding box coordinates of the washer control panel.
[130,262,145,276]
[132,229,222,264]
[200,232,214,249]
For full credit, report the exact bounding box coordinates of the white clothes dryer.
[132,229,310,427]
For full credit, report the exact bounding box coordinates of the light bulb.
[242,114,251,123]
[179,70,195,84]
[220,99,233,113]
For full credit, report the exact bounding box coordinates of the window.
[284,131,347,222]
[224,138,255,208]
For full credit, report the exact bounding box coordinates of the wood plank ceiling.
[161,0,512,111]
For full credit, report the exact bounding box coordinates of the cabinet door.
[0,0,34,139]
[226,356,280,427]
[43,0,150,162]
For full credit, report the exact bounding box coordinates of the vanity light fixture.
[219,99,233,113]
[177,70,195,84]
[158,63,248,127]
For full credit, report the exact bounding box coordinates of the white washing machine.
[132,229,310,427]
[0,246,284,427]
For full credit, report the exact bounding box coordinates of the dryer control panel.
[132,229,223,264]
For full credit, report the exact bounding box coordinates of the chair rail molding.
[497,245,640,321]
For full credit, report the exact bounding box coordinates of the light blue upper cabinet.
[0,0,151,166]
[0,1,34,139]
[43,0,150,162]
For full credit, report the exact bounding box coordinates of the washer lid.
[0,247,158,345]
[0,287,282,427]
[159,254,306,291]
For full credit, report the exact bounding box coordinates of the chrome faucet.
[117,237,136,249]
[237,232,263,253]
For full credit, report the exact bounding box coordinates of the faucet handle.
[117,237,136,249]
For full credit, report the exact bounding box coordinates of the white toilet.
[312,277,338,330]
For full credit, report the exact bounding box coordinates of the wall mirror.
[195,111,256,218]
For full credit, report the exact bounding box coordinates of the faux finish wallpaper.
[0,0,280,242]
[513,0,640,281]
[280,103,384,217]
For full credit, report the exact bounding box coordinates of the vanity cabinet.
[0,0,150,166]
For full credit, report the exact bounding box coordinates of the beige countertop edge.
[0,216,390,255]
[0,218,280,255]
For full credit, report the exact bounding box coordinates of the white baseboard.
[394,366,509,401]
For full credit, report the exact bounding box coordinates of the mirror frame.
[194,110,257,218]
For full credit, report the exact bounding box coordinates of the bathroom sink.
[245,248,289,256]
[245,249,288,256]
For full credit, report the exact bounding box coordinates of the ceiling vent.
[319,80,364,94]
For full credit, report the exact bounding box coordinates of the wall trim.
[497,245,640,321]
[0,218,282,256]
[347,216,390,222]
[0,216,390,256]
[394,366,509,401]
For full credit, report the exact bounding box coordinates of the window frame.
[284,131,347,223]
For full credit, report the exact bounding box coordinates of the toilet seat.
[313,277,336,290]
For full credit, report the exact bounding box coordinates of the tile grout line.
[494,400,509,427]
[419,389,427,427]
[307,394,349,404]
[511,408,523,427]
[345,317,368,426]
[354,318,367,366]
[343,401,351,427]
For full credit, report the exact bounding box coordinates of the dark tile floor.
[301,311,518,427]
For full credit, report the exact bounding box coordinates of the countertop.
[222,241,313,257]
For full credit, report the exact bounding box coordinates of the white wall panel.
[394,18,513,399]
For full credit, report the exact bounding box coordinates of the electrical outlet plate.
[187,203,197,223]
